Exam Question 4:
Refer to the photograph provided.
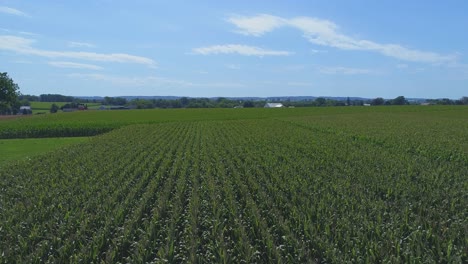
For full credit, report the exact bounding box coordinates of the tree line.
[1,72,467,114]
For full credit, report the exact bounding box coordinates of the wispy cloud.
[226,64,241,70]
[68,73,246,88]
[193,44,292,57]
[68,41,96,48]
[0,6,29,17]
[396,64,409,69]
[228,14,457,64]
[0,35,156,67]
[227,14,286,36]
[317,66,377,75]
[48,61,103,70]
[68,73,195,87]
[310,49,327,54]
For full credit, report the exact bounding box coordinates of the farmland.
[0,137,89,167]
[29,102,69,114]
[0,106,467,263]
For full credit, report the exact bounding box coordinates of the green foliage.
[315,97,327,106]
[372,97,385,105]
[243,101,255,107]
[0,72,20,114]
[0,106,466,262]
[391,96,407,105]
[50,104,59,113]
[39,94,75,102]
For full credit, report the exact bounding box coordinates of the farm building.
[19,106,32,115]
[264,103,284,108]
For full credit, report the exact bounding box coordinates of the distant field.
[0,106,466,262]
[30,102,68,114]
[29,102,102,114]
[1,105,467,139]
[0,137,89,166]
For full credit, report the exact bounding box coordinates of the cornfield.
[1,106,467,263]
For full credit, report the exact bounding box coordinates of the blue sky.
[1,0,467,98]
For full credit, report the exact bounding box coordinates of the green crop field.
[0,106,467,263]
[0,137,89,166]
[29,102,102,114]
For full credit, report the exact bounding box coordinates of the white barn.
[264,103,284,108]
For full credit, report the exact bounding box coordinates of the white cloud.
[68,41,96,48]
[310,49,327,54]
[68,73,195,87]
[228,14,457,64]
[397,64,409,69]
[68,73,246,89]
[317,66,377,75]
[0,6,28,17]
[227,14,285,36]
[193,44,292,57]
[0,35,156,67]
[48,61,103,70]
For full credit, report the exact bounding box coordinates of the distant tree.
[50,103,59,113]
[460,96,468,105]
[20,99,30,106]
[180,97,189,107]
[392,96,407,105]
[371,97,385,106]
[243,101,255,108]
[40,94,74,102]
[438,98,454,105]
[171,100,182,108]
[130,99,153,109]
[346,97,351,106]
[0,72,20,114]
[315,97,326,106]
[334,101,346,106]
[18,94,39,102]
[103,96,127,106]
[352,100,364,106]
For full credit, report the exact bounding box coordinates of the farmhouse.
[264,103,284,108]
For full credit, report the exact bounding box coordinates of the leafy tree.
[50,103,59,113]
[103,96,127,106]
[18,94,39,102]
[20,99,30,106]
[0,72,20,114]
[459,96,468,105]
[180,97,189,107]
[315,97,326,106]
[40,94,74,102]
[372,97,385,106]
[392,96,407,105]
[243,101,255,108]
